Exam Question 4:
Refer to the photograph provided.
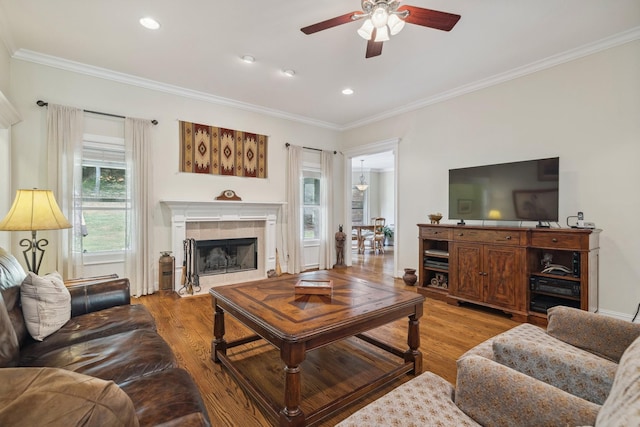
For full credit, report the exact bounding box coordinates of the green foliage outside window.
[303,176,320,239]
[81,166,127,252]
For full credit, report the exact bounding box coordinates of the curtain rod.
[36,100,158,125]
[285,142,336,154]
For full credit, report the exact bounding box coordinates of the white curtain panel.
[319,150,333,270]
[124,118,154,296]
[286,145,303,274]
[46,104,84,279]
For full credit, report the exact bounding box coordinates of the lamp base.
[19,230,48,274]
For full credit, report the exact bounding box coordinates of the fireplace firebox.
[195,238,258,276]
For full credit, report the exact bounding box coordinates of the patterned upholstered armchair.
[337,306,640,427]
[462,305,640,405]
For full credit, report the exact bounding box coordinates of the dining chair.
[366,217,385,254]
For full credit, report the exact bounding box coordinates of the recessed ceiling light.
[283,69,296,77]
[342,88,354,95]
[139,17,160,30]
[241,55,255,63]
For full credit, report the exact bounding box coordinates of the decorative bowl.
[428,214,443,224]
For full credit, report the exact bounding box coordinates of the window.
[80,135,128,260]
[302,170,321,241]
[352,186,366,225]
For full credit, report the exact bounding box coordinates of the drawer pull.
[552,238,558,243]
[433,231,438,235]
[505,236,511,240]
[458,233,464,236]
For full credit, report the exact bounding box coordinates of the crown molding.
[341,26,640,130]
[12,49,340,131]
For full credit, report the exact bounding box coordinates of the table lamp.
[488,209,502,220]
[0,189,72,274]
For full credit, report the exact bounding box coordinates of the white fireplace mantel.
[161,200,285,293]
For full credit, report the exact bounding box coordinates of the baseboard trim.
[598,308,639,323]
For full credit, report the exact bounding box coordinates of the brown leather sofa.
[0,247,210,426]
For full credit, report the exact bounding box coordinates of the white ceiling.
[0,1,639,129]
[352,151,394,171]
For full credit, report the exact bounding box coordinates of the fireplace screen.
[195,238,258,276]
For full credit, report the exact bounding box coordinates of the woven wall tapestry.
[179,121,268,178]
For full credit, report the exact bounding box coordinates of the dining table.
[352,224,375,254]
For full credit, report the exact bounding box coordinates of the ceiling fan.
[301,0,461,58]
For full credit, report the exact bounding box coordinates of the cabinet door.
[484,245,524,310]
[451,243,483,301]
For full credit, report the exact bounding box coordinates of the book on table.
[294,280,333,296]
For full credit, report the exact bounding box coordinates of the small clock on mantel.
[215,190,242,201]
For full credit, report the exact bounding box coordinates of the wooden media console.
[417,224,600,324]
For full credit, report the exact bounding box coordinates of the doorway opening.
[344,139,399,277]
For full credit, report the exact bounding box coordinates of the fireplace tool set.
[179,238,201,295]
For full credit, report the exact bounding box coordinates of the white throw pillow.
[20,271,71,341]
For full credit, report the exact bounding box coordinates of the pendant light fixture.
[356,159,369,191]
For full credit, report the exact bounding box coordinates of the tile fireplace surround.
[162,200,285,297]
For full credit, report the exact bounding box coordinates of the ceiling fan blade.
[366,39,383,58]
[397,5,461,31]
[301,11,361,35]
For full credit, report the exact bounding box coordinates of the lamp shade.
[373,25,390,42]
[387,13,405,35]
[0,189,72,231]
[371,6,389,28]
[357,19,374,40]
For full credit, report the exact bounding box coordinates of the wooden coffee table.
[210,271,424,427]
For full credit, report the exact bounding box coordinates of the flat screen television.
[449,157,559,223]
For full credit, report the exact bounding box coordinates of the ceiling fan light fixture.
[357,19,374,40]
[387,13,405,35]
[374,25,389,42]
[301,0,461,59]
[371,6,389,28]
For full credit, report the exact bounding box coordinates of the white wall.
[7,59,341,278]
[340,40,640,319]
[367,172,380,220]
[0,128,9,250]
[0,43,10,95]
[379,170,395,226]
[0,45,12,250]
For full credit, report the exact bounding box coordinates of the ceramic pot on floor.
[403,268,417,286]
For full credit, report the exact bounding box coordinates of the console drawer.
[453,229,525,245]
[530,231,588,250]
[420,227,452,240]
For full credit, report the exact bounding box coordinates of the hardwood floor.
[135,246,520,426]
